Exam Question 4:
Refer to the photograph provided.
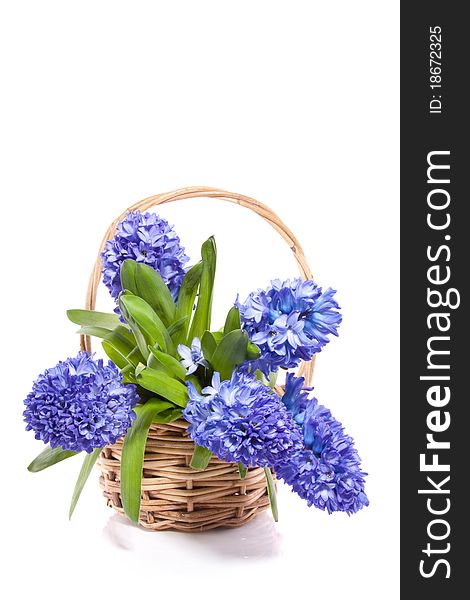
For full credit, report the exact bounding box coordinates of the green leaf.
[28,445,77,472]
[120,258,138,294]
[174,262,203,345]
[268,370,278,389]
[118,295,149,360]
[168,316,188,340]
[147,346,186,381]
[152,407,182,424]
[102,326,143,371]
[212,331,224,344]
[67,309,121,330]
[146,350,161,370]
[121,398,170,523]
[106,326,138,357]
[137,367,189,407]
[121,260,176,326]
[102,340,130,371]
[190,445,212,470]
[224,306,241,334]
[120,363,135,380]
[120,294,175,356]
[76,326,113,340]
[201,330,218,363]
[69,448,101,519]
[253,369,265,382]
[136,262,176,325]
[188,237,216,341]
[264,467,278,522]
[238,462,247,480]
[211,329,249,380]
[120,294,165,349]
[247,341,261,360]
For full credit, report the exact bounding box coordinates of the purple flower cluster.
[183,371,303,468]
[102,210,189,301]
[276,375,368,514]
[24,353,138,453]
[237,278,342,375]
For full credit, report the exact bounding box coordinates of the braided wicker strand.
[99,420,270,531]
[90,188,315,531]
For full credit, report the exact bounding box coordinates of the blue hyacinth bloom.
[281,372,313,425]
[24,353,139,453]
[237,278,342,375]
[276,376,368,514]
[183,371,303,468]
[102,210,189,302]
[177,337,208,375]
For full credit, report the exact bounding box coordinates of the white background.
[0,2,399,599]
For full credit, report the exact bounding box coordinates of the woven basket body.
[86,187,314,532]
[99,420,270,531]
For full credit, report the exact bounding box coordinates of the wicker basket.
[81,186,315,531]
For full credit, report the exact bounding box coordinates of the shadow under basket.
[98,419,271,532]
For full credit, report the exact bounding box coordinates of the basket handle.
[81,186,315,385]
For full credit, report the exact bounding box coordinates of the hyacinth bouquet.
[25,208,368,526]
